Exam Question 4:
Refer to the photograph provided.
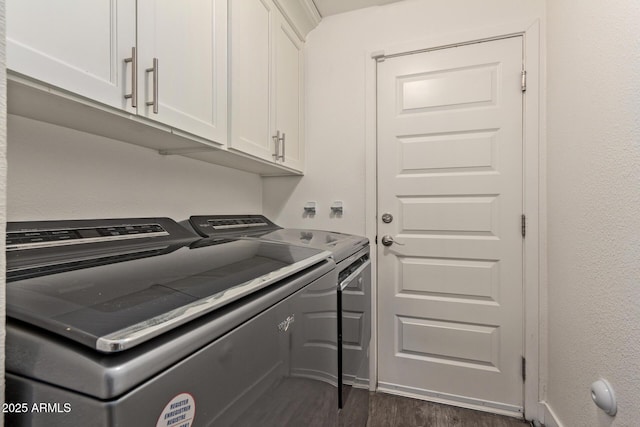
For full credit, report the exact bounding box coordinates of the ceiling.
[311,0,405,17]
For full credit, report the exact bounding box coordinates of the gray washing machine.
[186,215,371,417]
[5,217,338,426]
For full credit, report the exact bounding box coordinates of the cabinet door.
[274,17,304,171]
[229,0,277,161]
[7,0,136,112]
[137,0,227,144]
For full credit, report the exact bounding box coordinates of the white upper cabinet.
[8,0,227,144]
[229,0,304,172]
[7,0,137,113]
[7,0,306,175]
[137,0,227,143]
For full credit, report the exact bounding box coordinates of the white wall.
[7,115,262,221]
[263,0,544,236]
[546,0,640,425]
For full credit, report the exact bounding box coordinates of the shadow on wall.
[262,176,303,220]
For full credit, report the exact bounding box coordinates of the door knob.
[381,235,395,246]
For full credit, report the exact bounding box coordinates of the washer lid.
[249,229,369,263]
[8,233,330,352]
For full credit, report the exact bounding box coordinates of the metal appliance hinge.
[521,214,526,238]
[521,356,526,381]
[521,70,527,92]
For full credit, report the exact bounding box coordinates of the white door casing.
[376,36,524,414]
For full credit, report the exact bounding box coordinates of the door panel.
[398,131,497,173]
[398,64,497,112]
[399,258,499,301]
[397,316,500,369]
[377,36,524,413]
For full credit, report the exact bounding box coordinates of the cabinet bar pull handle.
[124,47,137,108]
[272,131,285,161]
[279,132,286,161]
[146,58,159,114]
[272,131,280,160]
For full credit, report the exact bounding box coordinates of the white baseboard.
[377,382,523,418]
[541,401,564,427]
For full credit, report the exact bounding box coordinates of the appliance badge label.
[156,393,196,427]
[278,314,295,332]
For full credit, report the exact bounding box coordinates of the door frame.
[364,20,543,421]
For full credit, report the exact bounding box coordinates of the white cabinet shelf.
[8,76,302,176]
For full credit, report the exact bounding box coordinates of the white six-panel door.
[376,36,524,414]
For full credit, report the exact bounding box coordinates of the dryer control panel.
[189,215,280,237]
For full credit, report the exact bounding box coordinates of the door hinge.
[521,356,526,382]
[521,214,526,238]
[521,70,527,92]
[375,235,378,245]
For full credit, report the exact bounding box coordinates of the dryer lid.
[249,229,369,264]
[187,215,369,263]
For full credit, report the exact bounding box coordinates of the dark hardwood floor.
[341,388,532,427]
[224,380,532,426]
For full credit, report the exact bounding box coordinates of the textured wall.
[546,0,640,425]
[0,0,7,420]
[7,115,262,221]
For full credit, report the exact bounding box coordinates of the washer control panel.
[6,218,195,251]
[7,224,167,251]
